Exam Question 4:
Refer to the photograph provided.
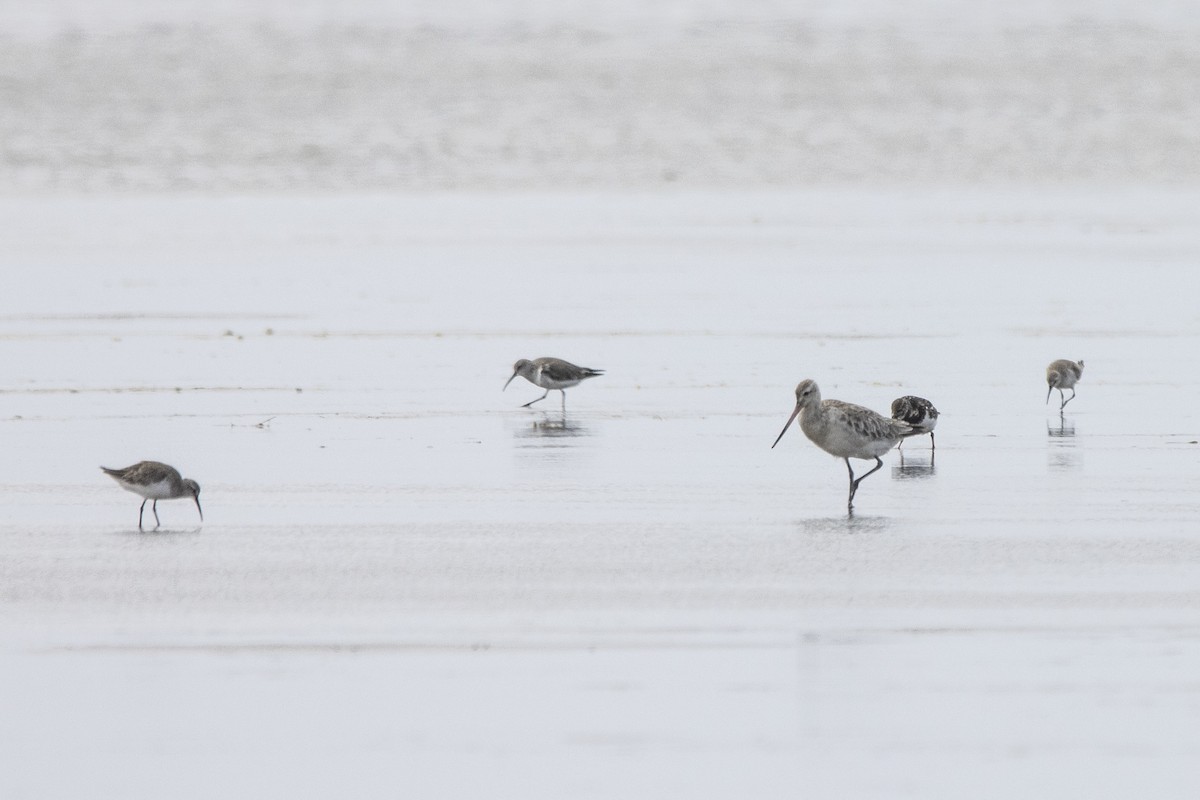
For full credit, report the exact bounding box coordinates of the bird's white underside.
[116,478,176,500]
[531,369,582,391]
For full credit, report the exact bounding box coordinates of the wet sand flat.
[2,190,1200,798]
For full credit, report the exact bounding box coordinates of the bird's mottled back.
[1046,359,1084,387]
[891,395,939,428]
[101,460,183,489]
[824,399,914,442]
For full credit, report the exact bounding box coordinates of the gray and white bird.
[1046,359,1084,410]
[772,379,914,511]
[504,357,604,411]
[101,461,203,530]
[891,395,939,450]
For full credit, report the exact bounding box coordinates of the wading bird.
[101,461,202,530]
[891,395,939,450]
[1046,359,1084,410]
[504,357,604,411]
[772,380,913,511]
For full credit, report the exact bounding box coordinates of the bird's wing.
[892,396,938,423]
[126,461,180,484]
[537,359,594,382]
[826,400,913,439]
[890,396,914,420]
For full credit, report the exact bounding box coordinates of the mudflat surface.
[2,190,1199,798]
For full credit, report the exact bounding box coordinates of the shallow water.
[2,190,1199,798]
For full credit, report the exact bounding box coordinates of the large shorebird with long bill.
[772,380,913,511]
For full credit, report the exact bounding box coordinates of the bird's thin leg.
[930,431,936,451]
[138,499,146,530]
[897,437,904,450]
[152,500,161,530]
[522,390,550,408]
[560,390,567,413]
[851,458,885,499]
[845,459,858,506]
[1061,388,1076,409]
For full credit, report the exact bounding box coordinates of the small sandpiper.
[891,395,939,450]
[101,461,203,530]
[504,357,604,411]
[772,380,914,511]
[1046,359,1084,410]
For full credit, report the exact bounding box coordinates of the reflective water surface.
[2,190,1200,798]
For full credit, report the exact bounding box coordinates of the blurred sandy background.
[2,0,1198,193]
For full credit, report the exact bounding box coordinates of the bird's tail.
[583,368,605,377]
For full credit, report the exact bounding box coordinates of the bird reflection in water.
[512,413,591,441]
[892,449,936,480]
[794,514,892,535]
[1047,414,1076,438]
[1047,414,1079,470]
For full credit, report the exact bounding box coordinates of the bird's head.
[503,359,535,391]
[183,479,203,521]
[772,379,821,449]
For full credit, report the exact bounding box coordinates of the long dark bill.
[1045,384,1053,405]
[503,372,518,391]
[194,495,204,522]
[771,404,802,449]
